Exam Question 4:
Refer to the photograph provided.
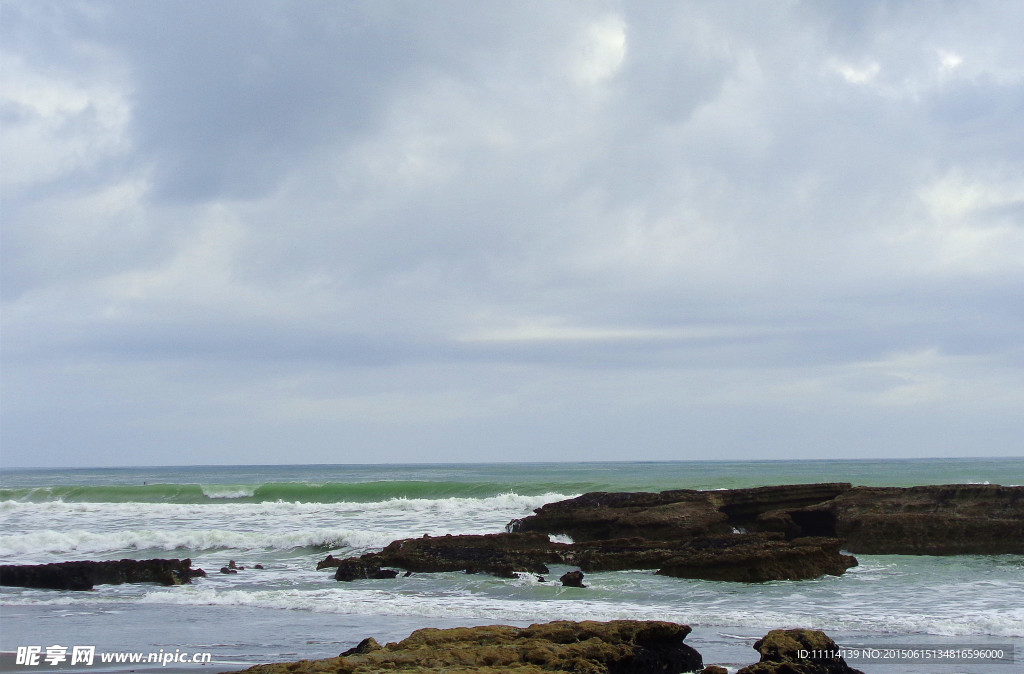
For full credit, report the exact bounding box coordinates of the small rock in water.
[559,570,586,587]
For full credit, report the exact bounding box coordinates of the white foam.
[200,486,257,499]
[0,527,399,557]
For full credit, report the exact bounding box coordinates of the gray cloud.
[2,1,1022,466]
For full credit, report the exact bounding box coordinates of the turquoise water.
[3,457,1020,502]
[1,459,1022,672]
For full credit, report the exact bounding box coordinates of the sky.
[1,1,1023,468]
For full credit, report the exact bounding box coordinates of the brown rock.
[737,629,863,674]
[655,536,857,583]
[226,620,703,674]
[511,484,852,542]
[558,570,585,587]
[773,485,1024,554]
[510,490,731,541]
[333,559,400,581]
[340,638,382,656]
[334,532,563,581]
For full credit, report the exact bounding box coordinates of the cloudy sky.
[2,1,1022,467]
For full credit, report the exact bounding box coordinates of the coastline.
[3,463,1022,673]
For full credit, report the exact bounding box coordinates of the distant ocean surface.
[2,459,1022,673]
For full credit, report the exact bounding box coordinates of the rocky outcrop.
[759,485,1024,554]
[559,533,856,581]
[654,536,856,583]
[510,484,852,542]
[509,490,731,542]
[0,558,205,591]
[227,620,703,674]
[515,483,1024,556]
[325,531,855,584]
[322,482,1020,586]
[331,533,564,581]
[223,622,873,674]
[736,629,863,674]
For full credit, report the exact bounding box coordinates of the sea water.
[1,459,1022,673]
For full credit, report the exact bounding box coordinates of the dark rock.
[0,559,204,591]
[768,485,1024,554]
[559,533,855,582]
[655,536,857,583]
[516,482,1024,557]
[316,554,339,570]
[701,667,729,674]
[334,532,562,581]
[737,629,863,674]
[512,489,731,541]
[220,567,238,574]
[332,560,400,582]
[339,638,382,657]
[228,560,238,569]
[512,484,852,542]
[321,482,1024,584]
[328,530,855,584]
[559,570,585,587]
[254,564,264,570]
[709,484,852,529]
[225,620,702,674]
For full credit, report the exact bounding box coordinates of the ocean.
[1,459,1022,673]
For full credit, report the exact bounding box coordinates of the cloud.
[2,1,1023,466]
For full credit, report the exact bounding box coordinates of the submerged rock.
[227,620,703,674]
[0,558,205,591]
[736,628,864,674]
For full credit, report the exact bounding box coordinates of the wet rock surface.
[227,620,704,674]
[517,482,1024,556]
[331,532,563,581]
[0,558,205,591]
[736,628,864,674]
[510,483,852,542]
[558,570,586,587]
[769,485,1024,554]
[321,482,1020,583]
[326,531,855,583]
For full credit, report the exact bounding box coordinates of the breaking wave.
[0,481,592,504]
